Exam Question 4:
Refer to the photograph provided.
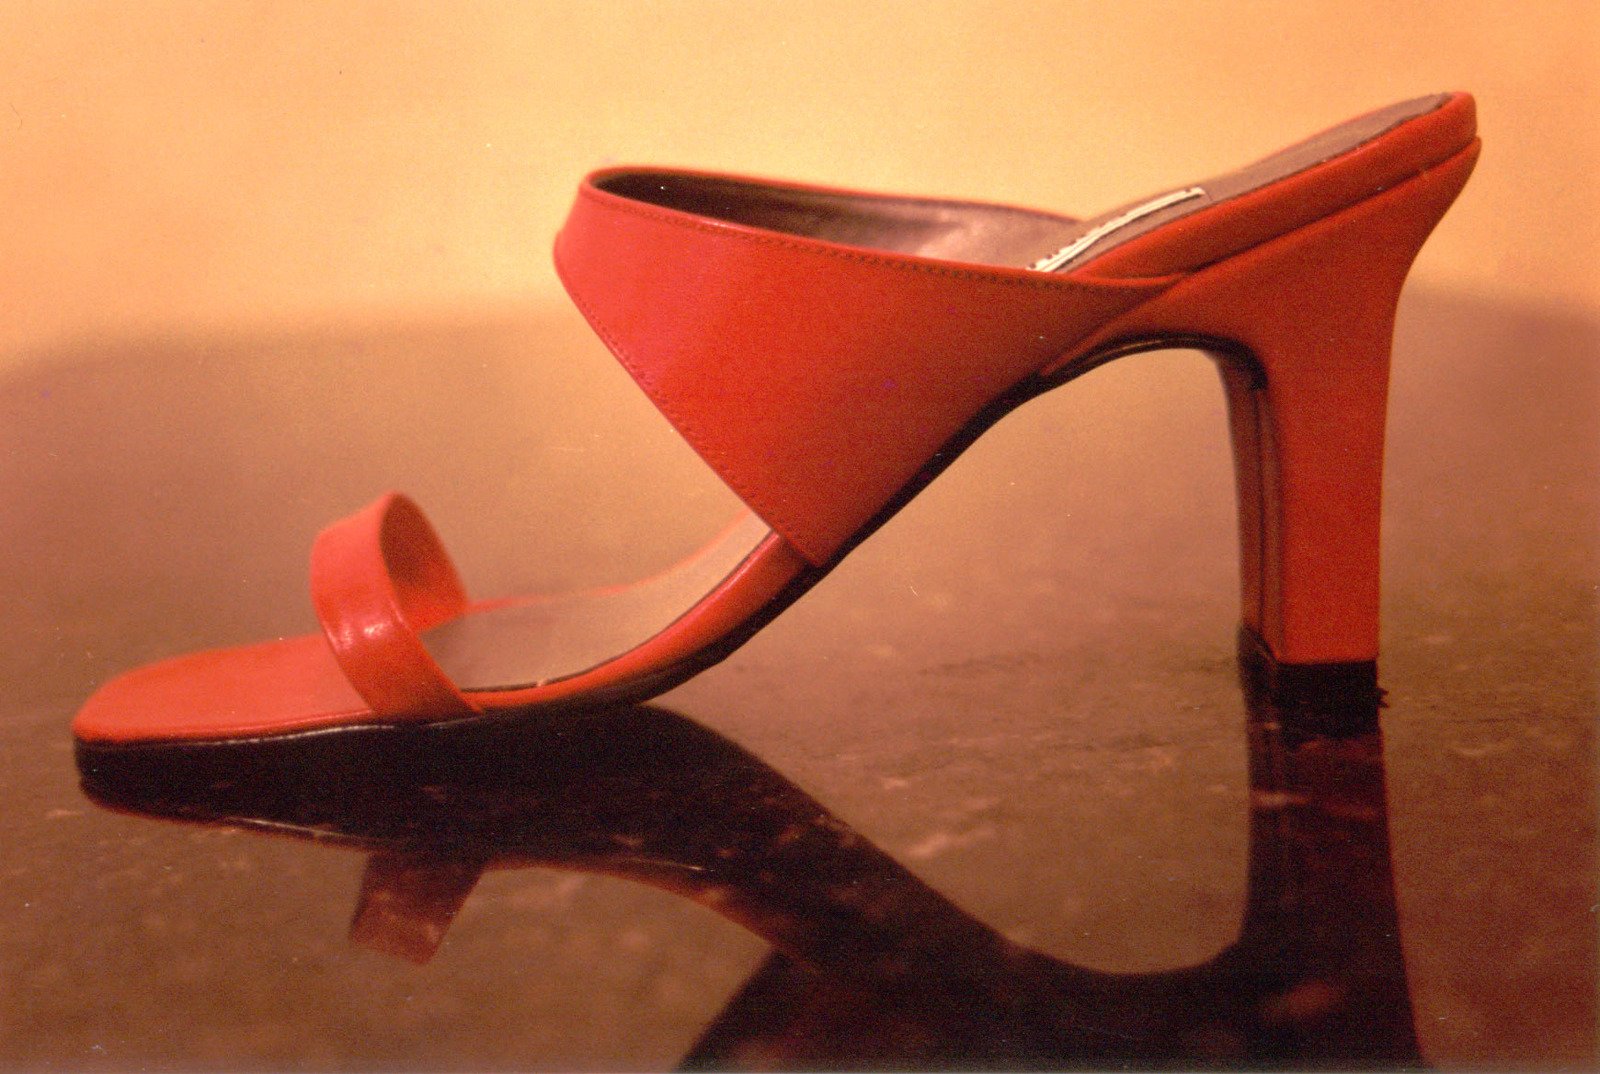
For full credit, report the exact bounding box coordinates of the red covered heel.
[1066,138,1480,677]
[1225,148,1477,671]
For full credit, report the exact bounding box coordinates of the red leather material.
[1087,94,1477,278]
[71,525,809,745]
[309,493,477,721]
[555,178,1169,566]
[1064,140,1481,663]
[71,94,1482,747]
[553,94,1475,569]
[72,634,371,743]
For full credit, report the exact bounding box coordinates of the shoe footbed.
[423,511,776,692]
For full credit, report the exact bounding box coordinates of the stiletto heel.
[74,94,1479,757]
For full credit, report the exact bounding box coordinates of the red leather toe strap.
[311,493,478,721]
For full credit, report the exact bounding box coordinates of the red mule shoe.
[73,94,1479,766]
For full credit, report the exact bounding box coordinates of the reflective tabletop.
[2,288,1593,1069]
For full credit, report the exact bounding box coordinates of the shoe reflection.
[81,639,1423,1070]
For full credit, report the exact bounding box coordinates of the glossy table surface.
[2,287,1593,1069]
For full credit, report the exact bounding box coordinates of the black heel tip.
[1237,627,1383,739]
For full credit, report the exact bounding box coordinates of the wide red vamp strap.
[554,172,1170,566]
[310,493,477,721]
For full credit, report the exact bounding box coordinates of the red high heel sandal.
[73,94,1480,762]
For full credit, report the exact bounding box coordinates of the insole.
[1021,94,1448,272]
[597,96,1448,271]
[424,512,774,691]
[423,94,1448,693]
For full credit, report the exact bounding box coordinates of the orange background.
[3,0,1597,364]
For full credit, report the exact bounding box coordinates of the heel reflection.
[82,655,1422,1070]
